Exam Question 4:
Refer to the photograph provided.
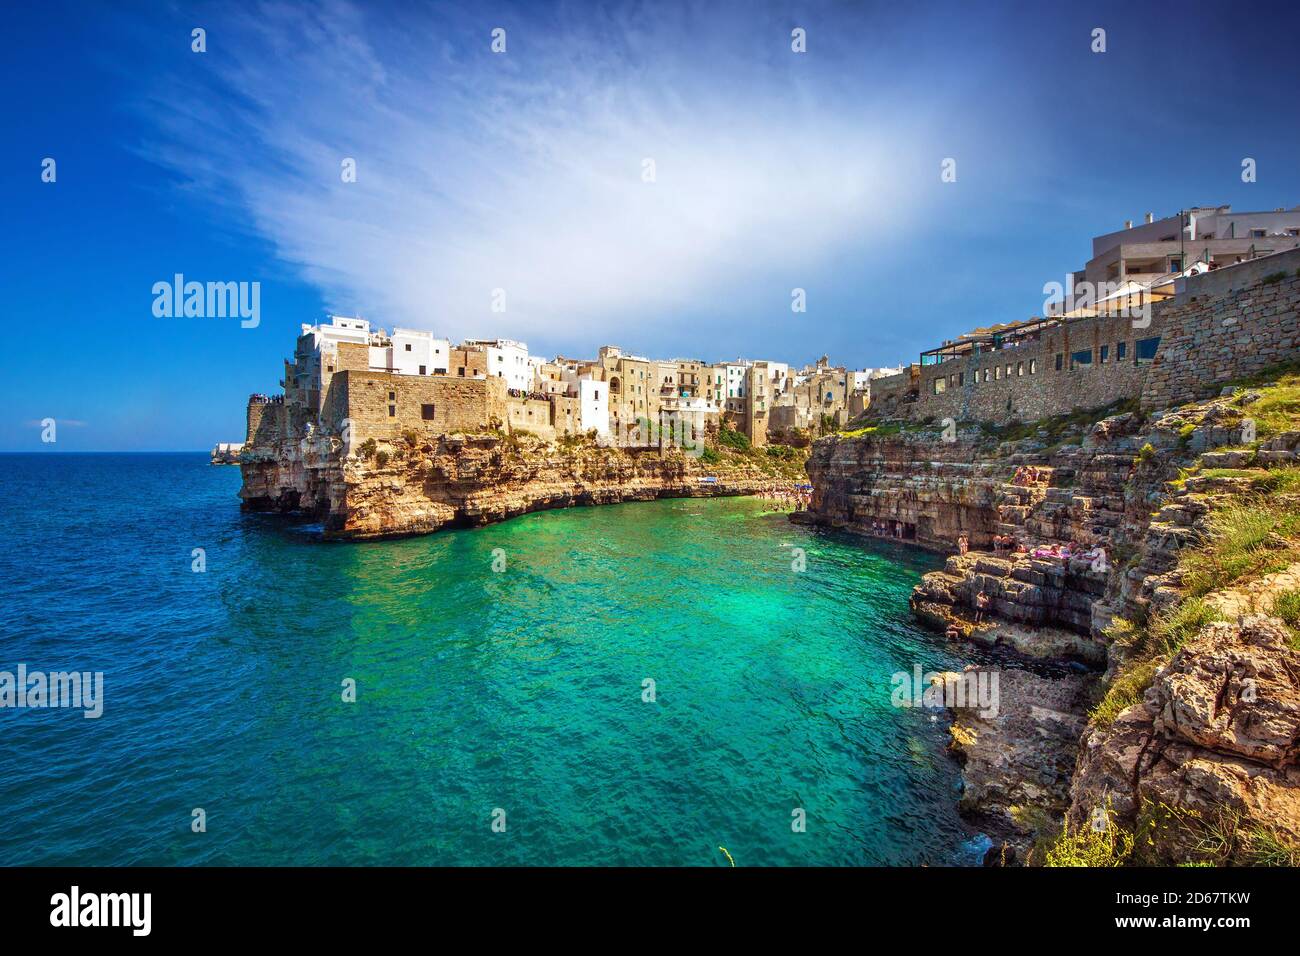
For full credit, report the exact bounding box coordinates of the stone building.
[870,247,1300,425]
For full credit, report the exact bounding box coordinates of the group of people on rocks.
[1029,541,1107,567]
[958,532,1024,555]
[957,532,1107,568]
[759,487,810,511]
[870,519,911,539]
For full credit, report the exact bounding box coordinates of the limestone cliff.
[241,430,801,540]
[805,375,1300,864]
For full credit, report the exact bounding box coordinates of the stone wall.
[506,397,556,440]
[871,248,1300,425]
[874,310,1165,424]
[1140,249,1300,411]
[246,399,311,448]
[319,371,508,443]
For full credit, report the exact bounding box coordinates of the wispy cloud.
[135,0,947,348]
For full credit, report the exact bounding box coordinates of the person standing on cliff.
[974,589,990,624]
[957,533,969,556]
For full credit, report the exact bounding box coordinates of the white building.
[300,315,372,349]
[725,362,750,398]
[764,361,790,393]
[390,328,450,376]
[579,378,609,436]
[465,338,531,391]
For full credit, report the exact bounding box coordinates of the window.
[1288,229,1300,237]
[418,365,426,375]
[388,405,396,417]
[983,368,991,382]
[994,366,1002,380]
[1029,359,1037,375]
[1169,257,1183,272]
[405,343,412,351]
[1016,362,1024,376]
[1099,345,1109,364]
[1135,335,1161,365]
[1006,365,1012,378]
[1250,229,1267,238]
[421,404,435,421]
[958,372,964,386]
[1071,348,1093,369]
[933,377,946,395]
[457,367,465,377]
[594,390,600,400]
[1055,353,1063,371]
[1117,341,1127,360]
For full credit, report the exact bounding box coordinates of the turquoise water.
[0,453,983,866]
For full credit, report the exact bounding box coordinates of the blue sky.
[3,0,1299,450]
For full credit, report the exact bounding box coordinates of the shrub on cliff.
[1269,588,1300,648]
[718,423,750,452]
[358,438,377,459]
[1041,805,1134,867]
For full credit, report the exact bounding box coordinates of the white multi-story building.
[725,362,750,399]
[465,338,531,391]
[579,378,609,436]
[390,328,450,376]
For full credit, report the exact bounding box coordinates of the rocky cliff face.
[1069,616,1300,863]
[799,432,1001,551]
[241,431,798,540]
[806,387,1300,863]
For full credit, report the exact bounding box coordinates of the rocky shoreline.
[804,386,1300,863]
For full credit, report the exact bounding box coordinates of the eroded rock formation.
[806,390,1300,862]
[241,431,796,540]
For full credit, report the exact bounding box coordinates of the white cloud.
[139,1,935,347]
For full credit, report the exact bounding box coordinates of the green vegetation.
[1091,657,1161,728]
[1261,270,1288,285]
[1181,497,1300,597]
[1135,803,1300,867]
[1040,800,1300,867]
[717,422,751,451]
[1223,360,1300,439]
[980,396,1142,445]
[765,444,799,461]
[1091,599,1223,728]
[1269,587,1300,648]
[374,450,390,468]
[1134,442,1157,466]
[699,446,722,465]
[1041,806,1134,867]
[358,438,377,459]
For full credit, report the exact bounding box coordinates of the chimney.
[1124,220,1132,229]
[1145,212,1154,224]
